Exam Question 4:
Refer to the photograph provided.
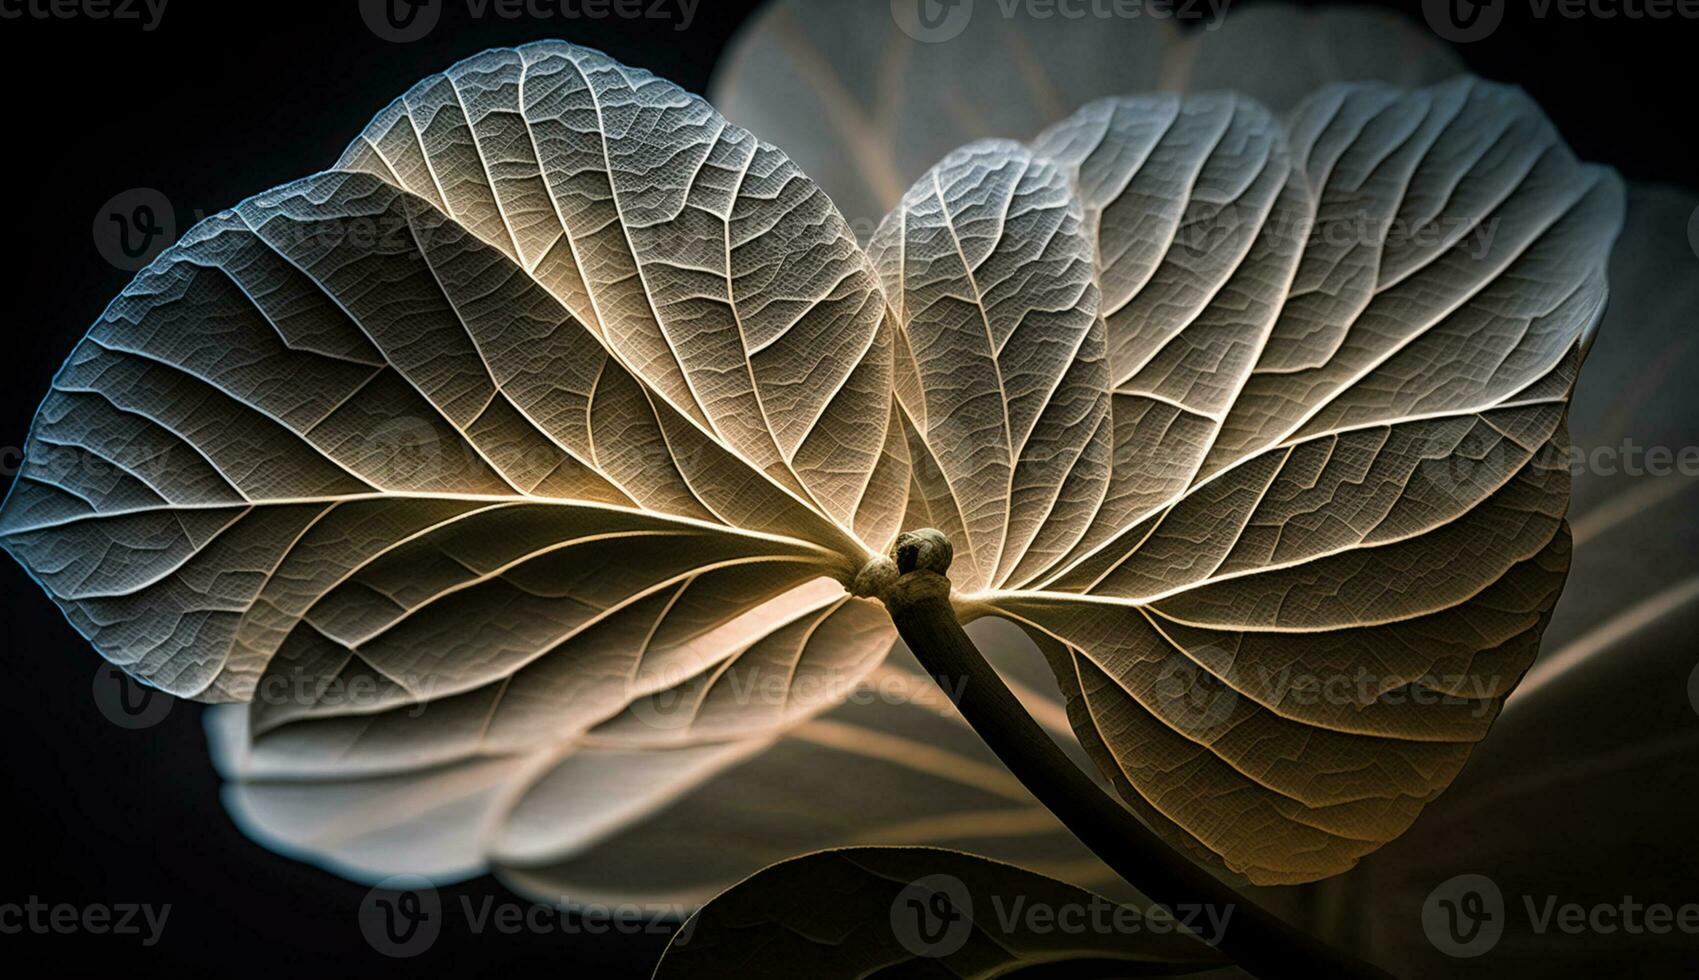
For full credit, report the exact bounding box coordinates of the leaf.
[3,27,1630,906]
[710,0,1460,234]
[652,846,1226,979]
[1509,182,1699,705]
[872,79,1623,883]
[0,41,905,721]
[721,5,1692,964]
[1257,182,1699,977]
[216,579,894,781]
[867,141,1110,593]
[205,630,1119,905]
[337,44,909,550]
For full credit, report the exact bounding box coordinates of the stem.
[880,566,1390,980]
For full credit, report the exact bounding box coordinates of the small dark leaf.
[653,846,1228,979]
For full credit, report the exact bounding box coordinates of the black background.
[0,1,1693,976]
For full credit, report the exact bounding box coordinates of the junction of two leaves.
[0,39,1620,976]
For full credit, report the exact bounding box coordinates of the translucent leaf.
[206,634,1118,906]
[1254,182,1699,977]
[873,79,1622,883]
[710,0,1461,233]
[0,42,903,723]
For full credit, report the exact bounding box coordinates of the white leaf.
[875,79,1622,883]
[0,42,906,716]
[206,631,1117,906]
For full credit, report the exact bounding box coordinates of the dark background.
[0,1,1692,976]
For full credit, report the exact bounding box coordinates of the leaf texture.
[206,633,1119,905]
[335,42,907,549]
[1251,182,1699,980]
[727,4,1690,963]
[0,41,905,715]
[868,141,1110,593]
[1,27,1631,900]
[872,79,1622,883]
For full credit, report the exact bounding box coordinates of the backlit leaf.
[873,79,1622,883]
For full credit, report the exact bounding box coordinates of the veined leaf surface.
[0,42,905,726]
[873,79,1622,883]
[1,35,1626,894]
